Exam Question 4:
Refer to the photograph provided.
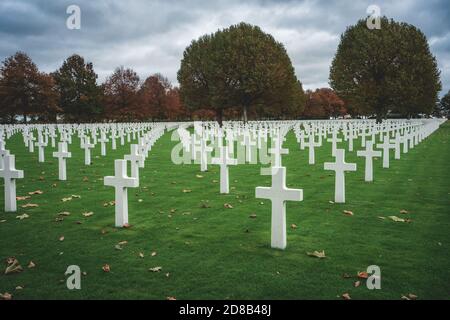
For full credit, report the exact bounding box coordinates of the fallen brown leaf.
[342,293,351,300]
[139,252,144,258]
[400,209,409,214]
[401,293,418,300]
[5,258,23,275]
[291,224,298,229]
[0,292,12,300]
[166,296,176,300]
[16,214,30,220]
[82,211,94,217]
[306,250,326,258]
[21,203,38,208]
[28,190,43,195]
[149,266,162,272]
[357,271,369,279]
[28,261,36,269]
[59,236,65,242]
[354,281,361,288]
[343,210,354,216]
[224,203,233,209]
[151,251,157,257]
[182,189,192,193]
[58,212,71,216]
[16,196,31,201]
[102,264,110,272]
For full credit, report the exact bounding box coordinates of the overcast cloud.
[1,0,449,96]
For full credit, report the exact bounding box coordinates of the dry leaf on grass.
[196,175,203,178]
[28,261,36,269]
[166,296,176,300]
[354,281,361,288]
[0,292,12,300]
[342,293,351,300]
[21,203,38,208]
[102,264,110,272]
[5,258,23,275]
[62,197,72,202]
[343,210,354,216]
[59,236,65,242]
[357,271,369,279]
[389,216,411,223]
[58,212,71,216]
[71,195,81,199]
[114,245,123,251]
[249,214,257,219]
[401,293,418,300]
[16,214,29,220]
[182,189,192,193]
[28,190,43,195]
[118,241,128,246]
[149,266,162,272]
[291,224,298,229]
[0,220,6,223]
[224,203,233,209]
[16,196,31,201]
[151,252,157,257]
[82,212,94,217]
[400,209,409,214]
[139,252,144,258]
[306,250,326,259]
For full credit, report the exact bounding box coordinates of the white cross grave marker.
[124,144,144,180]
[357,141,381,182]
[255,167,303,250]
[0,154,24,212]
[53,142,71,181]
[212,145,237,194]
[324,149,357,203]
[104,159,139,227]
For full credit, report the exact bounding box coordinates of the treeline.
[0,18,445,124]
[0,52,190,123]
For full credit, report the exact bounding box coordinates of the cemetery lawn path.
[0,122,449,300]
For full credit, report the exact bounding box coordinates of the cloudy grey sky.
[0,0,449,95]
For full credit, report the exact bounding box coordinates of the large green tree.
[178,22,304,125]
[330,17,441,122]
[0,52,59,123]
[440,90,450,118]
[53,54,102,122]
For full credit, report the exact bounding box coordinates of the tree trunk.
[217,108,223,127]
[243,105,248,124]
[376,113,383,124]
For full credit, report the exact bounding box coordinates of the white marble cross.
[255,166,303,250]
[0,154,24,212]
[36,138,47,163]
[53,142,71,181]
[305,135,321,165]
[98,132,109,156]
[124,144,145,180]
[269,135,288,167]
[327,130,342,157]
[212,145,237,194]
[391,134,401,160]
[0,140,7,170]
[200,137,212,172]
[104,159,139,227]
[83,137,95,165]
[357,141,381,182]
[376,137,395,168]
[324,149,357,203]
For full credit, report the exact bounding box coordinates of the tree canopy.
[52,54,102,122]
[330,17,441,122]
[178,22,305,125]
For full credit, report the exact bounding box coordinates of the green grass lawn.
[1,122,449,300]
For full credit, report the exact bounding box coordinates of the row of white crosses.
[173,119,445,250]
[104,125,168,227]
[0,122,171,213]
